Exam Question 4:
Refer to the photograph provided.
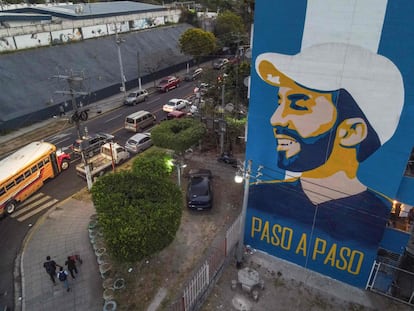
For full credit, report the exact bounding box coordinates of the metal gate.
[367,260,414,305]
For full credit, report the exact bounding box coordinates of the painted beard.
[274,126,335,172]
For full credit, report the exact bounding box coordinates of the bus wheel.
[61,159,70,171]
[6,201,16,214]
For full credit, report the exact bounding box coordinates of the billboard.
[246,0,414,288]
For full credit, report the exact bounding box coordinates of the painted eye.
[288,94,310,111]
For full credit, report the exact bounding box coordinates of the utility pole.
[55,72,93,190]
[115,25,127,99]
[137,50,142,90]
[236,159,252,268]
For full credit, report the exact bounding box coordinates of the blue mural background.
[245,0,414,288]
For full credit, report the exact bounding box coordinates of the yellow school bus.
[0,141,71,217]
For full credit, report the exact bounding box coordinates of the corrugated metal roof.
[5,1,164,19]
[0,12,51,21]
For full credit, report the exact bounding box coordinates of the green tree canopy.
[214,10,245,49]
[131,149,174,178]
[179,28,216,63]
[91,170,182,262]
[151,118,206,154]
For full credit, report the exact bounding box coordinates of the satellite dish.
[245,48,252,59]
[243,76,250,87]
[225,103,234,112]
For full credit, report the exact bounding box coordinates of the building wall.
[0,9,181,52]
[245,0,414,288]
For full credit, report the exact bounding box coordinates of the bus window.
[31,166,38,173]
[24,170,31,178]
[6,181,15,191]
[16,175,24,184]
[44,158,50,164]
[38,161,44,169]
[0,187,5,196]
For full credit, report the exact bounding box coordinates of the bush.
[151,118,206,154]
[91,170,182,262]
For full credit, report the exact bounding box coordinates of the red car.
[157,76,180,92]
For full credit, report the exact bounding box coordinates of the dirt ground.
[108,149,245,310]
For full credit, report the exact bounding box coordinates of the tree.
[179,28,216,64]
[91,169,182,262]
[151,118,206,154]
[214,11,245,51]
[131,149,174,178]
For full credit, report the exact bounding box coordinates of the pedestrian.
[57,267,71,292]
[43,255,61,285]
[65,255,78,279]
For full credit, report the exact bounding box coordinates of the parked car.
[162,98,190,112]
[184,68,203,81]
[186,169,213,211]
[167,110,187,119]
[194,82,210,96]
[157,76,180,92]
[124,132,153,154]
[124,89,149,105]
[213,58,229,69]
[72,132,114,158]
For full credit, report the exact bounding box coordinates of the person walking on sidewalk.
[43,255,62,285]
[65,256,78,279]
[57,267,71,292]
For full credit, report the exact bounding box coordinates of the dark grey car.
[186,169,213,211]
[72,132,114,158]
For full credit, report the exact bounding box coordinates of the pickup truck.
[76,143,130,179]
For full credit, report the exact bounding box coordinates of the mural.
[107,22,130,35]
[82,24,108,39]
[129,17,165,31]
[245,0,414,288]
[51,28,82,45]
[0,37,16,52]
[14,32,51,49]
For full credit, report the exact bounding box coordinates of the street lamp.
[235,159,252,268]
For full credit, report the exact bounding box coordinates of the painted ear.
[337,118,368,147]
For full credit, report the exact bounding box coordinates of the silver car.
[124,133,153,154]
[124,89,149,105]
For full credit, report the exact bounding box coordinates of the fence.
[367,257,414,306]
[169,215,242,311]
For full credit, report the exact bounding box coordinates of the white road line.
[11,195,51,218]
[104,113,123,123]
[17,192,44,206]
[53,137,72,145]
[17,199,58,222]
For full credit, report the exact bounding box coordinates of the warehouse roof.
[4,1,165,20]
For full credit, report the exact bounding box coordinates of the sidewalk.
[17,198,102,311]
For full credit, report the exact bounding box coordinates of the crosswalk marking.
[17,199,58,222]
[10,193,59,222]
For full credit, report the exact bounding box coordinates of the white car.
[162,98,190,112]
[124,133,153,154]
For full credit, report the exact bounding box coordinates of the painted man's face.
[271,84,338,172]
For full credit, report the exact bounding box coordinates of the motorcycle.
[217,152,238,168]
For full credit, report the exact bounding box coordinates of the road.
[0,79,199,310]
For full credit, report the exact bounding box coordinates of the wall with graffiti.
[0,14,172,52]
[245,0,414,288]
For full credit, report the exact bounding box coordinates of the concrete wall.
[0,23,192,130]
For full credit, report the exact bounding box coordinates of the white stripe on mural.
[302,0,388,53]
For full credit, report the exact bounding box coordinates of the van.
[124,110,156,132]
